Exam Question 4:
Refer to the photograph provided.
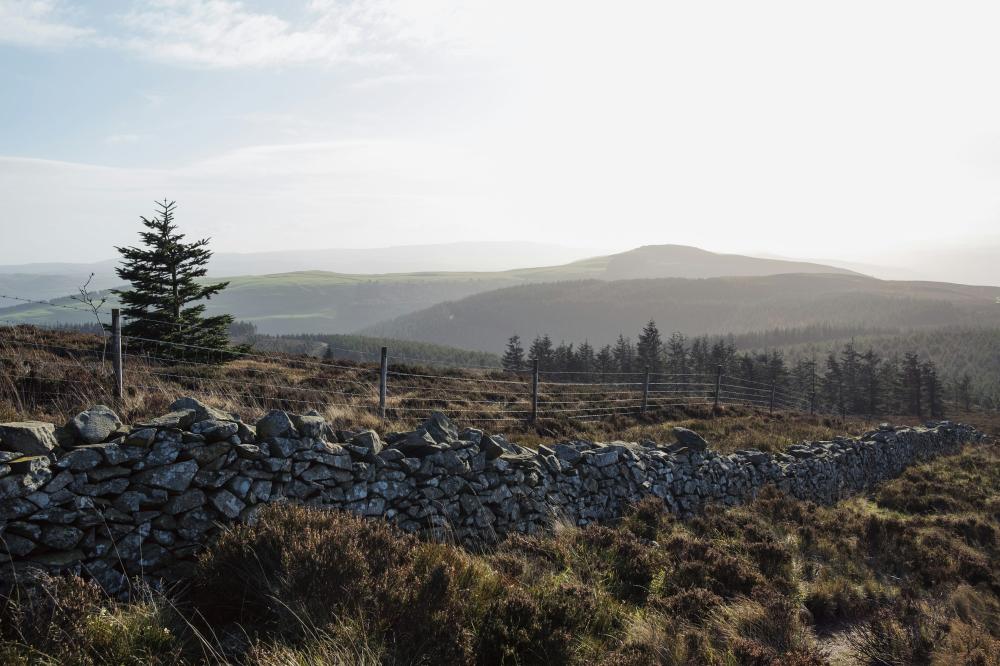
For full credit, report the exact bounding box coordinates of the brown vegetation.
[0,440,996,664]
[0,326,903,454]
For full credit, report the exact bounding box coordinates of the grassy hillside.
[0,245,857,334]
[361,273,1000,352]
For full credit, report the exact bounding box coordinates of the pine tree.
[860,349,881,415]
[502,335,525,371]
[900,352,923,416]
[612,335,634,373]
[529,335,554,369]
[596,345,615,376]
[576,340,595,380]
[115,200,236,362]
[665,332,689,376]
[823,352,844,415]
[553,341,575,372]
[840,341,862,414]
[636,320,663,373]
[921,360,944,417]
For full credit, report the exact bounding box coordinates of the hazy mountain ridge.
[0,244,861,331]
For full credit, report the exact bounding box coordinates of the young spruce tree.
[115,200,236,363]
[502,335,525,371]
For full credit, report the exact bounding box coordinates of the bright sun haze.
[0,0,999,284]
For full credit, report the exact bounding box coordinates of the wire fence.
[0,296,821,424]
[0,323,819,428]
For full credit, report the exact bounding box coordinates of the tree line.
[503,320,956,417]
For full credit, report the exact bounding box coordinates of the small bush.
[191,504,417,637]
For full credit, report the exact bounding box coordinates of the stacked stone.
[0,399,983,595]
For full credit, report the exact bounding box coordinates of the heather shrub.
[0,575,184,665]
[191,504,417,637]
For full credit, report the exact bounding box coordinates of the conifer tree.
[823,352,844,415]
[612,335,634,373]
[665,332,689,376]
[921,360,944,417]
[529,335,554,368]
[636,320,663,373]
[596,344,615,376]
[576,340,595,380]
[900,352,923,416]
[502,335,525,371]
[115,200,236,362]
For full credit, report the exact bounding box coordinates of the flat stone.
[210,489,246,519]
[1,534,36,556]
[135,459,199,492]
[38,525,84,550]
[672,427,708,451]
[191,420,239,443]
[56,446,102,471]
[125,428,157,447]
[169,397,235,422]
[0,422,59,456]
[392,429,443,457]
[137,410,197,430]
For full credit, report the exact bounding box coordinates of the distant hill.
[599,245,860,280]
[360,273,1000,353]
[0,241,599,302]
[0,244,859,333]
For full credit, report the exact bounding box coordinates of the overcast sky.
[1,0,999,268]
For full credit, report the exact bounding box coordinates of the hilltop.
[0,244,857,333]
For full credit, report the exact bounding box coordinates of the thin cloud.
[0,0,94,48]
[113,0,435,68]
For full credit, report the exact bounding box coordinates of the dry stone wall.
[0,398,984,595]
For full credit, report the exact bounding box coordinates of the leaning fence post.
[111,308,123,400]
[641,367,650,415]
[713,364,722,409]
[769,381,776,414]
[379,346,388,419]
[529,358,539,424]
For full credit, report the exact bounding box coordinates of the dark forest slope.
[361,273,1000,352]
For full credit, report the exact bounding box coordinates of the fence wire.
[0,322,822,426]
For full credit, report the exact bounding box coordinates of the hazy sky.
[2,1,1000,266]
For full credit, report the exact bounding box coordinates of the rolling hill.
[359,273,1000,352]
[0,244,858,333]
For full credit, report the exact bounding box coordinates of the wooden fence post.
[111,308,123,400]
[530,358,539,424]
[769,382,776,414]
[713,364,722,409]
[641,367,650,415]
[379,346,388,419]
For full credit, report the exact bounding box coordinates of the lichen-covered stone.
[69,405,122,445]
[135,460,199,491]
[0,422,59,456]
